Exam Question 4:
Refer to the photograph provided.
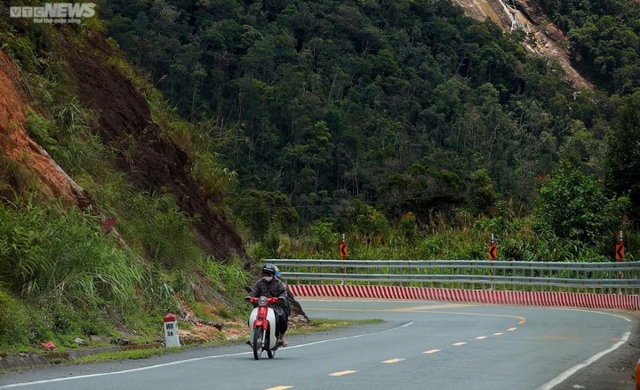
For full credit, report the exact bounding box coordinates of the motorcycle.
[246,296,281,360]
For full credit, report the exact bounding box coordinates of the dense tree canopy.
[102,0,639,233]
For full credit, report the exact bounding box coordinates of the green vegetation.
[102,0,640,230]
[0,193,252,353]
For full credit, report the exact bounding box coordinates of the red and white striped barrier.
[288,284,640,310]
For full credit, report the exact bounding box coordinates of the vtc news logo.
[10,3,96,24]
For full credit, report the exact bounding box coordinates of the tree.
[467,169,498,216]
[605,92,640,223]
[535,161,627,244]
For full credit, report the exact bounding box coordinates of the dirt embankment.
[451,0,594,91]
[61,30,247,262]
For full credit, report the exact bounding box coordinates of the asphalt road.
[0,299,636,390]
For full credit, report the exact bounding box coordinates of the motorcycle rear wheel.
[252,326,263,360]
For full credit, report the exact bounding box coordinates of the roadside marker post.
[616,231,625,262]
[488,234,497,290]
[488,234,497,261]
[615,231,625,288]
[339,234,347,285]
[163,313,180,348]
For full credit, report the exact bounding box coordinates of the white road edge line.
[536,331,631,390]
[0,322,413,389]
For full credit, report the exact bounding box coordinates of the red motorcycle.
[247,296,281,360]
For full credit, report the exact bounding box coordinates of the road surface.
[0,299,635,389]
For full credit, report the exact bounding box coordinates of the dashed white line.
[382,358,405,363]
[329,370,357,377]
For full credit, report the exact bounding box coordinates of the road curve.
[0,299,633,390]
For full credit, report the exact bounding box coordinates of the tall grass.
[0,196,165,348]
[0,196,145,309]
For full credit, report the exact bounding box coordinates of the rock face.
[450,0,594,91]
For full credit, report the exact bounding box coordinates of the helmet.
[274,265,281,278]
[261,264,277,276]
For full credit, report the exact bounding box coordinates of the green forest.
[102,0,640,252]
[0,0,639,352]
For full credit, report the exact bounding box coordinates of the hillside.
[0,12,254,350]
[0,29,246,262]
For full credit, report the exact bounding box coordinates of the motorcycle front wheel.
[252,325,263,360]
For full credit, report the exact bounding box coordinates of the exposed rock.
[450,0,594,91]
[0,50,90,205]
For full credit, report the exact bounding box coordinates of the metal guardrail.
[268,259,640,295]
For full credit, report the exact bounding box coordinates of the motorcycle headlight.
[258,296,268,306]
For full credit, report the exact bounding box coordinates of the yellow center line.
[424,349,441,354]
[305,306,527,329]
[382,358,405,363]
[390,303,478,312]
[329,370,357,377]
[305,303,476,313]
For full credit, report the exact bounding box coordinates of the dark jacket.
[250,276,288,302]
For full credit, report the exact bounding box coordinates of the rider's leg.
[277,313,288,347]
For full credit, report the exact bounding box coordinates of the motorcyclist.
[249,264,289,347]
